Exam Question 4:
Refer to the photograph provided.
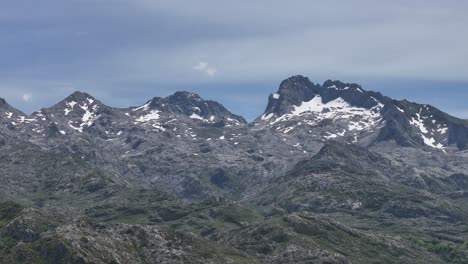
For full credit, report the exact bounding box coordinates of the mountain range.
[1,75,468,263]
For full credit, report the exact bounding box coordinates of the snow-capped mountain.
[3,91,246,141]
[255,76,387,142]
[129,91,246,129]
[1,75,468,153]
[255,75,468,151]
[26,91,118,137]
[377,99,468,150]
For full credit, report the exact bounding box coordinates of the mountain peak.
[261,76,392,119]
[164,91,204,106]
[279,75,313,87]
[263,75,322,117]
[0,97,8,109]
[45,90,103,117]
[171,91,202,99]
[0,97,26,120]
[64,91,96,103]
[133,91,246,126]
[26,91,108,134]
[322,79,363,91]
[255,75,468,151]
[277,75,320,95]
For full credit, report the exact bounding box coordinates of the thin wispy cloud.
[193,61,217,77]
[22,93,32,102]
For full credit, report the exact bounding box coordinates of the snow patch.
[64,101,77,116]
[409,112,428,134]
[283,126,294,134]
[80,103,100,127]
[68,121,83,132]
[324,133,338,139]
[189,113,204,120]
[151,124,166,132]
[135,110,160,122]
[268,95,383,136]
[261,113,275,121]
[437,127,448,134]
[410,110,445,150]
[421,135,444,150]
[18,116,35,123]
[133,110,166,131]
[352,202,362,210]
[291,96,381,117]
[395,105,405,113]
[132,101,151,112]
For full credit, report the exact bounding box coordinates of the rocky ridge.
[1,75,468,263]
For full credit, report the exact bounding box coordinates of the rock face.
[256,75,468,151]
[141,91,246,126]
[0,97,31,132]
[1,75,468,263]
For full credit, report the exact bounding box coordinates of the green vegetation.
[417,239,468,263]
[0,201,23,228]
[0,237,85,264]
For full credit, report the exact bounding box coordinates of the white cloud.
[193,61,217,77]
[22,93,32,102]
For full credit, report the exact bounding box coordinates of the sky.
[1,0,468,121]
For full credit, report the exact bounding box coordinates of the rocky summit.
[1,75,468,263]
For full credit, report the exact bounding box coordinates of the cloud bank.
[0,1,467,119]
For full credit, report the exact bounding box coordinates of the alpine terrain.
[1,75,468,263]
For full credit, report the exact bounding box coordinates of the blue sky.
[1,1,468,121]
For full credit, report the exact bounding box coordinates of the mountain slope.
[1,76,468,263]
[255,75,468,152]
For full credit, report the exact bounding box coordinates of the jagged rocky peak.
[261,76,390,121]
[132,91,246,126]
[0,97,22,114]
[321,80,388,109]
[277,75,320,101]
[0,97,31,127]
[33,91,110,134]
[377,99,468,150]
[0,97,21,116]
[322,79,364,92]
[42,90,104,117]
[0,97,7,107]
[65,90,95,102]
[259,76,468,151]
[258,76,388,135]
[264,75,322,117]
[257,76,413,149]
